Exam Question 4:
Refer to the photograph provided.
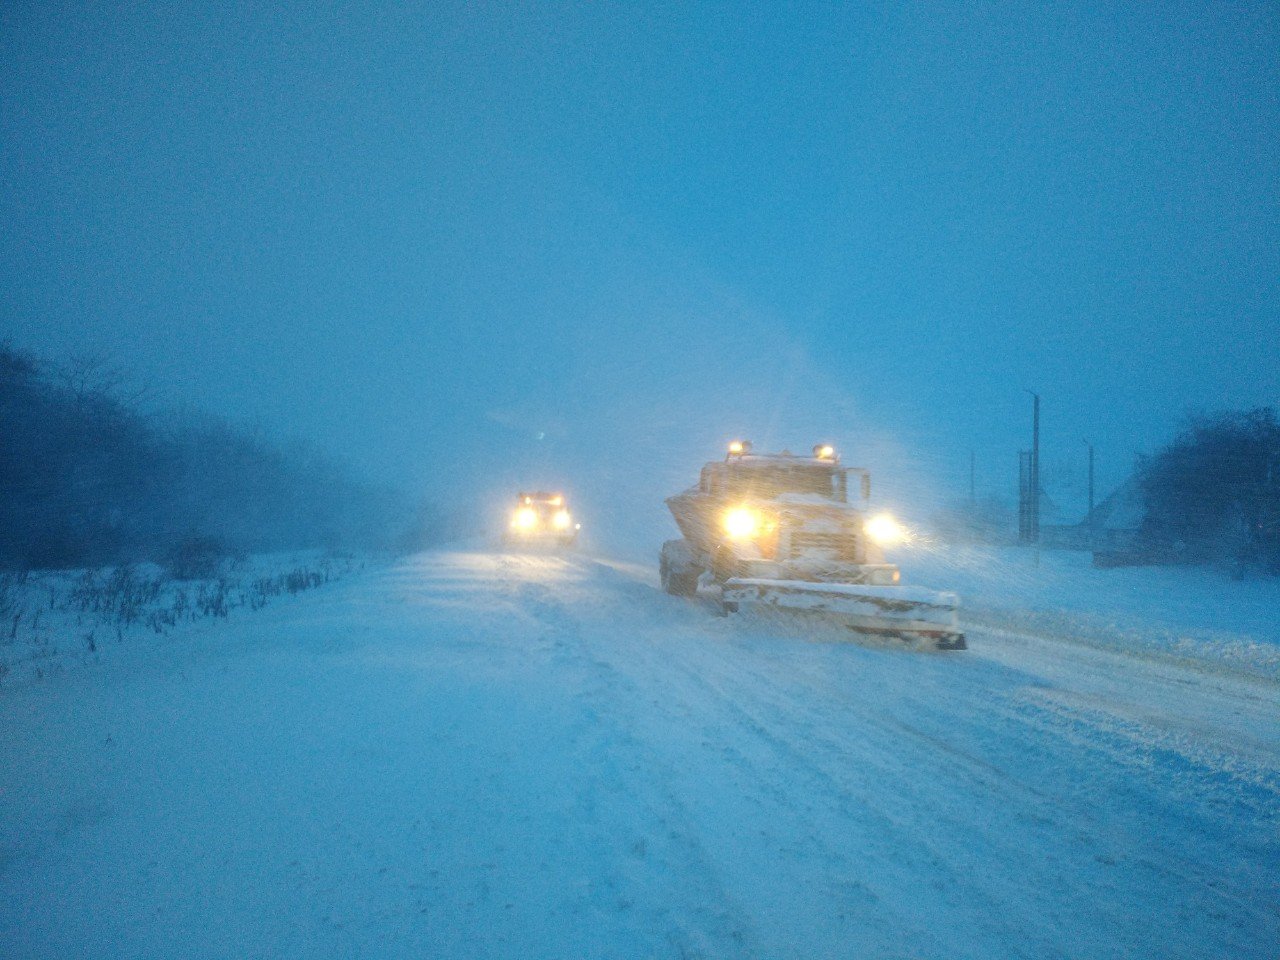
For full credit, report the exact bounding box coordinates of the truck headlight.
[723,507,761,539]
[864,513,907,545]
[552,509,572,530]
[513,507,538,530]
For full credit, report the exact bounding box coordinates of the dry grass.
[0,553,361,683]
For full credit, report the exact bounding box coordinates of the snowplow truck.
[661,441,965,650]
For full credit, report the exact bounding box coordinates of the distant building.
[1042,478,1143,552]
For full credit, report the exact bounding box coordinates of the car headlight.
[513,507,539,530]
[723,507,761,539]
[864,513,907,545]
[552,509,572,530]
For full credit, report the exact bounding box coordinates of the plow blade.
[723,578,965,649]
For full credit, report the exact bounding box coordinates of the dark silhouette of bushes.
[1137,408,1280,574]
[163,535,234,580]
[0,344,414,570]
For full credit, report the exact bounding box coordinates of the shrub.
[163,536,230,580]
[1138,408,1280,573]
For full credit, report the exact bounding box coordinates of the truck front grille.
[788,531,860,561]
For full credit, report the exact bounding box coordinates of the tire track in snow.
[600,619,1084,957]
[506,562,1068,957]
[963,616,1280,793]
[662,610,1279,955]
[525,553,1279,960]
[495,570,760,959]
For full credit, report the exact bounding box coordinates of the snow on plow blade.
[723,578,966,649]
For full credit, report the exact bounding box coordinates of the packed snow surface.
[2,548,1277,959]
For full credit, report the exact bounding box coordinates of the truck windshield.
[726,464,844,501]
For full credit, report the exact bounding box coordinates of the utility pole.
[1082,439,1095,551]
[1025,391,1040,544]
[1019,450,1032,542]
[1082,439,1095,520]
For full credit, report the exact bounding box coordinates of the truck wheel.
[710,546,744,585]
[660,540,701,597]
[662,568,700,597]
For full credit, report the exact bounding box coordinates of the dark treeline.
[1138,407,1280,574]
[0,344,427,571]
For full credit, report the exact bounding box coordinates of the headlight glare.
[723,507,761,539]
[864,513,907,545]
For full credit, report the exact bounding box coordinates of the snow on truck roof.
[773,492,857,507]
[723,454,857,470]
[516,492,565,503]
[731,451,823,462]
[724,441,840,462]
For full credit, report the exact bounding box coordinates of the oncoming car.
[504,492,580,548]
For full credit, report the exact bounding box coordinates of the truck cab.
[666,442,899,587]
[659,441,962,649]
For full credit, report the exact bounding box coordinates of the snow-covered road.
[3,550,1277,959]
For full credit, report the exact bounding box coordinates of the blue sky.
[2,2,1277,526]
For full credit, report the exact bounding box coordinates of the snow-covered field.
[2,547,1277,958]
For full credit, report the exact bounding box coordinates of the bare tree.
[54,353,151,407]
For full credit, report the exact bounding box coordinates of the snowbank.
[895,542,1280,678]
